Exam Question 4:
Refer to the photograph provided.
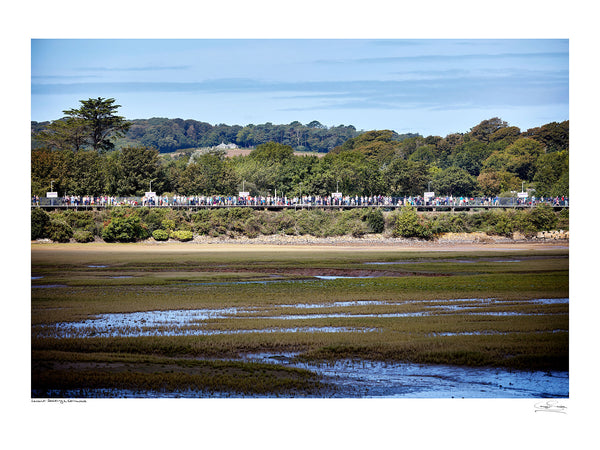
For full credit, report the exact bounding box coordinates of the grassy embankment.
[31,244,568,397]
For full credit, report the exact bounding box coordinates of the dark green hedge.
[32,206,567,242]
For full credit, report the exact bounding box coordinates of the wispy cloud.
[76,65,192,72]
[31,75,101,80]
[31,67,568,115]
[316,52,568,65]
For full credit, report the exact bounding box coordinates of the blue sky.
[31,39,568,136]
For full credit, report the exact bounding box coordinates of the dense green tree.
[249,142,294,162]
[161,155,189,194]
[34,117,88,152]
[324,151,383,196]
[63,97,131,153]
[433,167,477,197]
[532,150,569,197]
[298,157,336,197]
[408,144,438,166]
[470,117,508,143]
[523,121,569,153]
[69,150,106,196]
[335,130,401,163]
[31,148,73,197]
[179,152,239,195]
[232,143,296,194]
[483,137,544,181]
[382,158,430,196]
[105,146,165,196]
[450,140,492,176]
[477,169,521,196]
[489,126,521,146]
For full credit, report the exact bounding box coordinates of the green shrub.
[31,208,50,240]
[428,213,469,235]
[295,210,330,237]
[557,208,569,230]
[492,210,519,237]
[73,230,94,243]
[392,206,432,239]
[102,215,148,242]
[161,219,176,232]
[349,222,367,238]
[63,211,95,233]
[48,219,73,243]
[277,212,297,235]
[191,210,211,235]
[139,208,169,233]
[243,216,263,238]
[527,205,558,231]
[363,209,384,233]
[227,207,253,222]
[171,230,193,241]
[152,229,170,241]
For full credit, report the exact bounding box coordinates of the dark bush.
[63,211,95,234]
[73,230,94,243]
[557,208,569,230]
[139,207,169,234]
[31,208,50,240]
[48,219,73,243]
[191,210,211,235]
[492,210,519,237]
[392,207,432,239]
[102,215,148,242]
[526,205,558,231]
[363,208,385,233]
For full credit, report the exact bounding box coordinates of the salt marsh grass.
[31,243,568,397]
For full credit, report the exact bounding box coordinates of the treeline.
[33,117,379,153]
[31,205,568,243]
[30,99,568,199]
[31,119,568,200]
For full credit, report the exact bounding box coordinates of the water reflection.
[34,297,567,339]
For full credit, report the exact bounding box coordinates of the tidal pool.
[364,258,522,265]
[35,297,567,339]
[314,275,375,280]
[34,354,568,398]
[242,353,568,398]
[31,284,68,289]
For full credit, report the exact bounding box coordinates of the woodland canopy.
[31,99,568,199]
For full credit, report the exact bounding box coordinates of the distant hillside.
[32,117,419,154]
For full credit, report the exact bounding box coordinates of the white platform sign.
[517,192,528,198]
[46,192,58,198]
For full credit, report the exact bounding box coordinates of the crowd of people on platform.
[31,193,569,208]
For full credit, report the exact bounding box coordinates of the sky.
[31,39,569,137]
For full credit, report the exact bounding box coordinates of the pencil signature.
[534,400,567,414]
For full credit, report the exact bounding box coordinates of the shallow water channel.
[243,353,568,398]
[33,354,568,399]
[33,296,569,398]
[35,297,568,339]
